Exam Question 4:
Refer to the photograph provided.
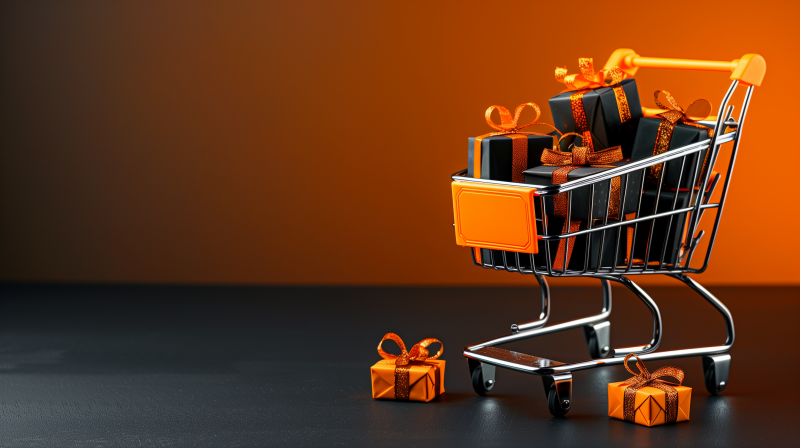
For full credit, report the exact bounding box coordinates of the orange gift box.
[608,354,691,427]
[371,333,445,402]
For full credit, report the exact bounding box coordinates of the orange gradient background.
[0,0,797,285]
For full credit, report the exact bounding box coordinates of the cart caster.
[542,373,572,417]
[468,359,496,395]
[583,321,612,358]
[702,354,731,395]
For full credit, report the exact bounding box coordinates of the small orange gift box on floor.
[608,354,691,426]
[371,333,445,402]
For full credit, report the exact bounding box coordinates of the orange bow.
[556,58,627,91]
[472,103,560,182]
[648,90,714,182]
[541,136,624,168]
[619,353,685,423]
[377,333,442,366]
[653,90,713,129]
[484,103,550,133]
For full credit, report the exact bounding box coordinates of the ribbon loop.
[377,333,443,366]
[556,58,628,91]
[485,102,543,133]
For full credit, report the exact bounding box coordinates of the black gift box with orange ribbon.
[628,189,692,267]
[630,118,710,189]
[468,103,560,267]
[549,76,642,158]
[468,134,555,182]
[630,91,714,190]
[524,161,642,221]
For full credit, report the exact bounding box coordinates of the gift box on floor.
[549,58,643,157]
[630,91,713,189]
[468,103,559,266]
[609,354,691,427]
[371,333,445,402]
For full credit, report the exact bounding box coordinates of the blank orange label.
[452,182,538,254]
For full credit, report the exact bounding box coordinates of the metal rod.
[697,85,754,273]
[468,278,612,350]
[511,274,551,332]
[450,133,736,192]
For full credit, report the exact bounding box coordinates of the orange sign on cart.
[451,182,538,254]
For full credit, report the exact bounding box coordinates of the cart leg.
[702,354,731,395]
[468,358,496,395]
[583,279,612,358]
[583,321,612,359]
[599,275,662,356]
[542,373,572,417]
[510,274,550,333]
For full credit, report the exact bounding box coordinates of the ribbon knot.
[620,353,686,423]
[377,333,442,366]
[540,133,625,168]
[556,58,627,91]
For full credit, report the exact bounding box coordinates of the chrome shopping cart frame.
[450,49,765,416]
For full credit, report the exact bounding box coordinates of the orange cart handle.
[603,49,766,87]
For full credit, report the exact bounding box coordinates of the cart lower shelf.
[461,273,733,417]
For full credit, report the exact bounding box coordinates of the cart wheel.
[547,388,570,417]
[468,360,495,395]
[542,373,572,417]
[702,354,731,395]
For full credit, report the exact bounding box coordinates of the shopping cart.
[451,49,765,416]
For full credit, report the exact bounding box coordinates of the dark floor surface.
[0,283,797,447]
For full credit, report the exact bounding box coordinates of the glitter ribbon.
[377,333,442,400]
[619,353,685,424]
[473,103,560,182]
[648,90,714,183]
[540,133,624,270]
[555,58,632,152]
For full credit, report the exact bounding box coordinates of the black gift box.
[548,79,642,158]
[630,117,711,189]
[487,213,626,272]
[468,133,555,265]
[563,219,626,271]
[523,161,643,222]
[629,189,693,266]
[467,134,555,181]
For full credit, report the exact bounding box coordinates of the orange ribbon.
[473,103,560,182]
[619,353,685,424]
[377,333,443,400]
[541,134,624,270]
[648,90,714,182]
[555,58,631,152]
[555,58,627,92]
